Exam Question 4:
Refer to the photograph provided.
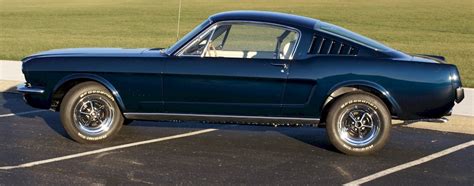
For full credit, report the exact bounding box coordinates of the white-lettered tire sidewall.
[326,92,391,155]
[60,82,123,144]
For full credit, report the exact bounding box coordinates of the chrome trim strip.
[17,83,45,94]
[403,117,449,124]
[124,112,320,124]
[176,20,302,60]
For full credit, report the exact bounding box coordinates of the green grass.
[1,0,473,87]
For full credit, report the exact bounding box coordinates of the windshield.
[165,19,212,55]
[318,22,393,52]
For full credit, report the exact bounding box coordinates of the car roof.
[209,11,319,30]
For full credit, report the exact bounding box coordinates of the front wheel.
[326,92,391,155]
[60,81,123,143]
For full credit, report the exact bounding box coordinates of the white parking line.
[0,128,218,170]
[0,110,47,118]
[343,140,474,186]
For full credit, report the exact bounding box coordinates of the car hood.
[22,48,153,62]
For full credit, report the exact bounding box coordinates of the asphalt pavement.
[0,92,473,185]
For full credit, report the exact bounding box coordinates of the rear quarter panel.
[283,56,455,120]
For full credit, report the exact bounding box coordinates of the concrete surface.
[452,88,474,117]
[0,60,24,82]
[0,80,20,93]
[0,92,472,185]
[0,59,472,116]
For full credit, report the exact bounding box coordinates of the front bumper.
[17,83,45,94]
[455,87,464,103]
[17,83,50,109]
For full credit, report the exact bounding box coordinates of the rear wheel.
[60,81,123,143]
[326,92,391,155]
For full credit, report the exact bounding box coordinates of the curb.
[453,88,473,117]
[0,60,24,82]
[0,80,21,94]
[394,115,474,135]
[0,60,472,116]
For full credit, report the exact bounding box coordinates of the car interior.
[181,23,299,60]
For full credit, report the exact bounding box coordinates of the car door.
[163,21,300,116]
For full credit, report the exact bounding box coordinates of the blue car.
[18,11,464,155]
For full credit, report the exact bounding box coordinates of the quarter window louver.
[308,35,359,56]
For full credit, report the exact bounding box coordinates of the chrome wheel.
[337,104,381,147]
[73,95,115,136]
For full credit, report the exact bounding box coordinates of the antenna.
[176,0,182,41]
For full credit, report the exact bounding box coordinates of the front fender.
[53,73,126,111]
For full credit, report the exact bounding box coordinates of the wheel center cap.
[354,122,362,128]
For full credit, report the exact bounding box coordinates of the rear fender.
[324,80,402,117]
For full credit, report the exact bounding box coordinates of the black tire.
[123,119,134,125]
[326,92,391,155]
[60,81,123,143]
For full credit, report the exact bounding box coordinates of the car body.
[18,11,464,155]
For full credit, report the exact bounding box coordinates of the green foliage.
[1,0,473,86]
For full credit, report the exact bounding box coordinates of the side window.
[180,22,299,60]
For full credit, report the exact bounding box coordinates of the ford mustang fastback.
[18,11,464,155]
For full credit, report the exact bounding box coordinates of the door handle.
[271,63,288,69]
